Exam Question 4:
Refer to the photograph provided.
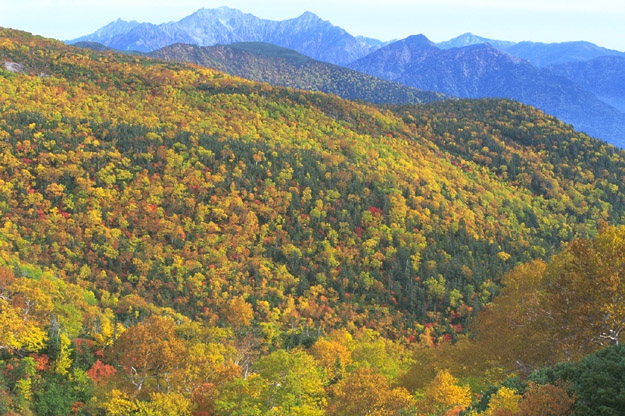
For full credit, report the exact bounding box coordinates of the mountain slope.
[346,34,438,80]
[72,18,141,44]
[356,35,395,49]
[71,41,111,51]
[505,40,625,67]
[548,55,625,113]
[149,42,445,105]
[5,27,625,332]
[438,32,515,50]
[6,26,625,411]
[437,34,625,66]
[69,7,378,64]
[349,39,625,146]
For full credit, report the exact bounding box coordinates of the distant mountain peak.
[290,11,327,28]
[197,6,241,15]
[402,34,438,49]
[349,36,625,145]
[190,7,246,20]
[462,43,524,63]
[438,33,516,50]
[104,18,137,27]
[505,40,625,66]
[406,34,433,42]
[299,11,320,19]
[70,7,381,65]
[451,32,480,42]
[72,18,142,45]
[215,6,238,12]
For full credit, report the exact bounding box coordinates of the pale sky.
[1,0,624,51]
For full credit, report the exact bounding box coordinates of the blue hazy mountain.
[438,32,516,50]
[505,41,625,67]
[348,37,625,146]
[549,56,625,113]
[70,9,625,145]
[69,7,380,65]
[438,33,625,67]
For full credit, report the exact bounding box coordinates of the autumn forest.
[1,28,625,415]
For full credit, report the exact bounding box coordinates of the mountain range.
[69,6,377,65]
[348,35,625,146]
[438,33,625,67]
[148,41,444,105]
[505,41,625,67]
[71,8,625,147]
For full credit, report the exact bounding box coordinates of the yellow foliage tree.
[114,315,187,393]
[486,387,521,416]
[0,297,48,352]
[223,296,254,329]
[97,389,139,416]
[54,333,73,375]
[518,383,574,416]
[135,392,194,416]
[0,266,51,353]
[329,367,415,416]
[418,369,472,415]
[545,225,625,355]
[310,338,352,381]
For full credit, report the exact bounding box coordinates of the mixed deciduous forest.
[1,28,625,415]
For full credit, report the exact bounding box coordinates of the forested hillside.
[148,42,444,105]
[2,28,625,415]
